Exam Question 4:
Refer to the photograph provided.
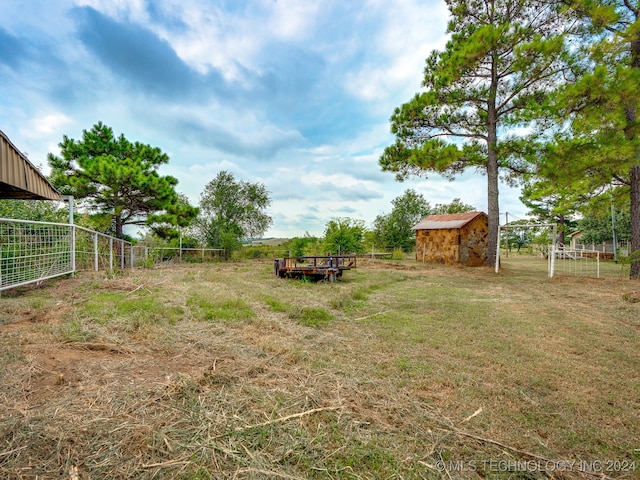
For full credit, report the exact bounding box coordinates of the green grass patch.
[82,291,184,326]
[264,296,291,312]
[288,306,333,327]
[187,296,255,322]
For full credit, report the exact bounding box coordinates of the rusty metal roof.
[0,130,61,201]
[411,211,487,230]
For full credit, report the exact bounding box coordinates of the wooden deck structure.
[274,255,357,282]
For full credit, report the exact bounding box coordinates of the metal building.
[0,129,61,200]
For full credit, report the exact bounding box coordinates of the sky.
[0,0,529,238]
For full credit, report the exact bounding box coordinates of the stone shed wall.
[457,215,488,266]
[415,215,488,266]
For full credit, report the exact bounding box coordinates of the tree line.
[0,122,466,257]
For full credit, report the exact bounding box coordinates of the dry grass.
[0,256,639,479]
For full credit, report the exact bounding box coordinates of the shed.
[412,211,489,266]
[0,130,61,200]
[568,230,583,249]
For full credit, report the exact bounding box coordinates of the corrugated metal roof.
[411,211,487,230]
[0,130,61,201]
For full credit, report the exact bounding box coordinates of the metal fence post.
[70,224,76,277]
[93,232,99,271]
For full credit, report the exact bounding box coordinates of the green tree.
[48,122,197,238]
[502,218,536,253]
[577,191,631,245]
[431,197,476,215]
[519,180,580,245]
[379,0,572,266]
[196,171,272,258]
[288,234,321,257]
[373,191,475,252]
[323,218,366,254]
[148,193,199,240]
[373,189,432,251]
[539,0,640,277]
[0,199,67,223]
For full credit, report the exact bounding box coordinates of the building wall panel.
[0,130,61,200]
[414,213,488,266]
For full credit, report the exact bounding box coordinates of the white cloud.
[22,113,73,137]
[263,0,324,40]
[343,0,449,109]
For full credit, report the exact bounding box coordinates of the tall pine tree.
[379,0,572,266]
[542,0,640,277]
[48,122,197,238]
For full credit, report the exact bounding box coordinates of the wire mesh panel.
[1,219,135,291]
[74,227,133,271]
[0,218,73,290]
[552,247,601,278]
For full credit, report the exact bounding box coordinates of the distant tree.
[577,192,631,245]
[288,234,321,257]
[373,189,432,252]
[0,200,67,223]
[502,218,537,253]
[323,218,366,254]
[373,192,475,252]
[196,171,272,258]
[519,180,580,245]
[431,197,475,215]
[379,0,572,266]
[48,122,197,238]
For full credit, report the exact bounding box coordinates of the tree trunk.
[557,215,567,246]
[486,48,499,268]
[115,215,124,239]
[626,29,640,278]
[630,164,640,278]
[486,141,499,267]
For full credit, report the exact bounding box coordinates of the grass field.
[0,255,639,479]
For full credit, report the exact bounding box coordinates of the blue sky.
[0,0,528,238]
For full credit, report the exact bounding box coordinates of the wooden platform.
[274,255,357,282]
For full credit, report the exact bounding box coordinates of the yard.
[0,255,638,479]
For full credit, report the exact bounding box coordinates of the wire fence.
[132,246,224,265]
[0,217,228,292]
[550,246,602,278]
[0,219,73,290]
[1,218,133,292]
